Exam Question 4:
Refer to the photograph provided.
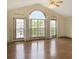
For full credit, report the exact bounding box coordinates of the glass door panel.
[16,19,24,39]
[31,19,45,38]
[50,20,56,38]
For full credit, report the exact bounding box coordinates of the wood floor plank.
[7,38,72,59]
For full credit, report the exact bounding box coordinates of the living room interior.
[7,0,72,59]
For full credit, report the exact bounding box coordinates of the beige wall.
[64,17,72,38]
[7,4,67,42]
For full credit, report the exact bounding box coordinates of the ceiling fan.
[48,0,63,8]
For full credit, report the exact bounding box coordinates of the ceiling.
[7,0,72,17]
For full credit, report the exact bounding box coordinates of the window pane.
[50,20,56,38]
[29,11,45,19]
[32,20,45,37]
[16,19,24,38]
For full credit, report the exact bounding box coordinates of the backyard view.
[32,19,56,37]
[16,19,24,38]
[32,19,45,37]
[50,20,56,38]
[15,19,56,38]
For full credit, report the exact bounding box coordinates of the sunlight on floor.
[50,39,56,58]
[16,44,25,59]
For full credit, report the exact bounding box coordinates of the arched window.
[29,10,45,37]
[29,10,45,19]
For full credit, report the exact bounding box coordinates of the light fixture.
[48,0,63,8]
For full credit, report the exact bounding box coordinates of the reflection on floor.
[7,38,72,59]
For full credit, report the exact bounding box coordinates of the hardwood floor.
[7,38,72,59]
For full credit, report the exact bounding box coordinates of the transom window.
[29,10,45,19]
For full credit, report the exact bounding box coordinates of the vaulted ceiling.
[7,0,72,17]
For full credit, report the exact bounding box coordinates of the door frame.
[29,19,46,39]
[13,17,25,41]
[49,19,57,39]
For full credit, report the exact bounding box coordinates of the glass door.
[50,20,56,38]
[16,19,24,39]
[31,19,45,38]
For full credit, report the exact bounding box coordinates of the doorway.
[50,20,56,38]
[15,18,24,39]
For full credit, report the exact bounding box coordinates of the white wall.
[64,17,72,38]
[56,17,65,37]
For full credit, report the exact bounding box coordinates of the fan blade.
[54,4,60,7]
[57,1,63,3]
[50,1,54,4]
